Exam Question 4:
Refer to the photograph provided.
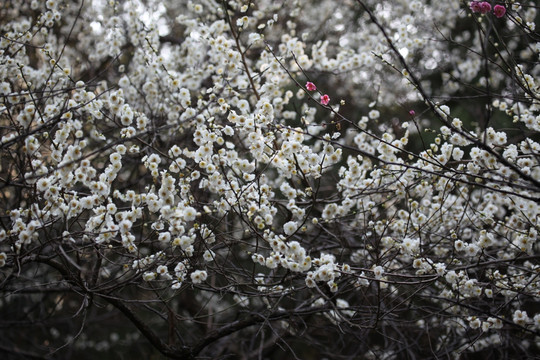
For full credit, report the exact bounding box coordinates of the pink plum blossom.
[479,2,491,13]
[306,81,317,91]
[493,5,506,18]
[320,94,330,105]
[469,1,481,13]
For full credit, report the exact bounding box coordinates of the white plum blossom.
[0,0,538,358]
[283,221,298,236]
[190,270,208,284]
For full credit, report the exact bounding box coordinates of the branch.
[104,295,192,359]
[221,0,260,101]
[191,306,329,356]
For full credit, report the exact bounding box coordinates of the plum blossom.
[513,310,530,325]
[493,5,506,18]
[372,265,384,279]
[283,221,298,236]
[191,270,208,284]
[320,94,330,105]
[306,81,317,91]
[2,0,540,357]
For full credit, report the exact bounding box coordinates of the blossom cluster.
[470,2,507,18]
[0,0,539,358]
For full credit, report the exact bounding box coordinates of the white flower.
[469,317,481,329]
[266,256,279,269]
[368,110,380,120]
[155,230,169,242]
[452,118,462,129]
[183,206,197,221]
[143,272,156,281]
[445,270,458,283]
[355,275,370,288]
[436,104,450,117]
[203,250,215,262]
[157,265,168,275]
[401,237,419,254]
[328,281,338,292]
[191,270,208,284]
[174,261,187,275]
[372,265,384,279]
[36,177,51,192]
[513,310,529,325]
[0,82,11,95]
[305,274,316,288]
[465,243,480,257]
[533,314,540,329]
[434,263,446,276]
[283,221,298,236]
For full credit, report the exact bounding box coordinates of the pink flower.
[305,82,317,91]
[320,94,330,106]
[493,5,506,18]
[479,2,491,13]
[469,1,482,13]
[409,110,416,116]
